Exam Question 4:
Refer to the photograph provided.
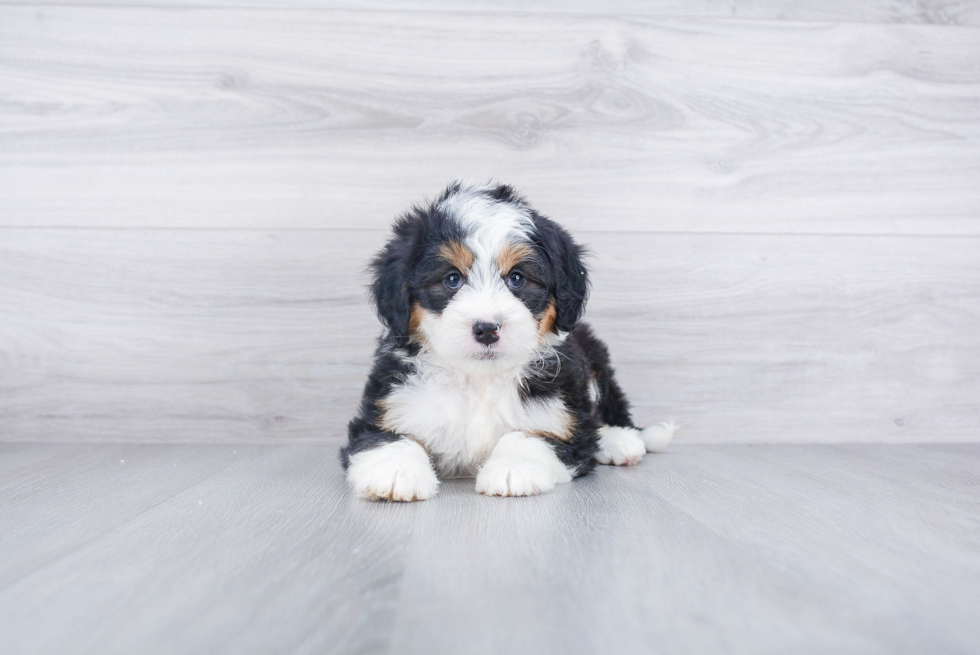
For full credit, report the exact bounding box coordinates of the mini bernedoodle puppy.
[341,181,675,500]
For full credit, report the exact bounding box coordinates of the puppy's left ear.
[533,215,590,332]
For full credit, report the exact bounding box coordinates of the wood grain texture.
[2,229,977,444]
[1,442,978,654]
[1,8,979,233]
[0,443,416,655]
[0,443,263,587]
[1,1,977,26]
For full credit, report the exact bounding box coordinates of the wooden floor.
[1,442,978,654]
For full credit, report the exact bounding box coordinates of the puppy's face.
[411,205,553,372]
[371,183,588,375]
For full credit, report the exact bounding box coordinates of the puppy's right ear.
[369,222,415,345]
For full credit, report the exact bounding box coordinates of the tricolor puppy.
[341,182,675,500]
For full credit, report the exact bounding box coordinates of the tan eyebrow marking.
[496,241,533,274]
[437,240,475,274]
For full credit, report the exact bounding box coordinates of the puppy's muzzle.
[472,321,500,346]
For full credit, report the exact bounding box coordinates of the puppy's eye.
[506,272,525,289]
[444,272,464,289]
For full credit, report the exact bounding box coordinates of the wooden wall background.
[1,2,978,444]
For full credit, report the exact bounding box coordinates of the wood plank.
[0,442,102,479]
[1,1,977,27]
[390,444,980,654]
[0,443,977,654]
[2,228,977,444]
[0,443,262,586]
[0,443,417,655]
[2,8,979,233]
[390,443,980,654]
[587,233,980,443]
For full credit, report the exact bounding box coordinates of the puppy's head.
[371,181,589,373]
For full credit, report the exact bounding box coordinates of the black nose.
[472,321,500,346]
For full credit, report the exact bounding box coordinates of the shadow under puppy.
[341,181,675,500]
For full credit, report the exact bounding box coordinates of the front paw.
[346,439,439,501]
[475,432,572,497]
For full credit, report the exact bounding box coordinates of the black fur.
[568,323,635,429]
[369,202,469,348]
[342,182,637,482]
[528,212,590,331]
[516,326,602,475]
[339,340,415,468]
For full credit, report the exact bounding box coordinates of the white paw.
[594,426,646,466]
[640,421,677,452]
[475,432,572,497]
[346,438,439,502]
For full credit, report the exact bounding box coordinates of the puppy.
[341,181,675,500]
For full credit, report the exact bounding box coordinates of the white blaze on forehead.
[422,183,541,375]
[438,184,534,285]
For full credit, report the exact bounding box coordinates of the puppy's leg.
[573,325,678,455]
[594,422,678,465]
[475,432,572,497]
[594,425,647,466]
[346,438,439,502]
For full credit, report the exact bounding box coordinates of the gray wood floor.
[1,442,978,654]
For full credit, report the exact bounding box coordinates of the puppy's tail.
[639,421,677,453]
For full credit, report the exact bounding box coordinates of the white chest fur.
[380,366,568,478]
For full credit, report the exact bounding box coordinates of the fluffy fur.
[341,181,675,500]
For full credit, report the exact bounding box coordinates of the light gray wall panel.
[2,8,978,233]
[0,1,977,26]
[2,229,976,444]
